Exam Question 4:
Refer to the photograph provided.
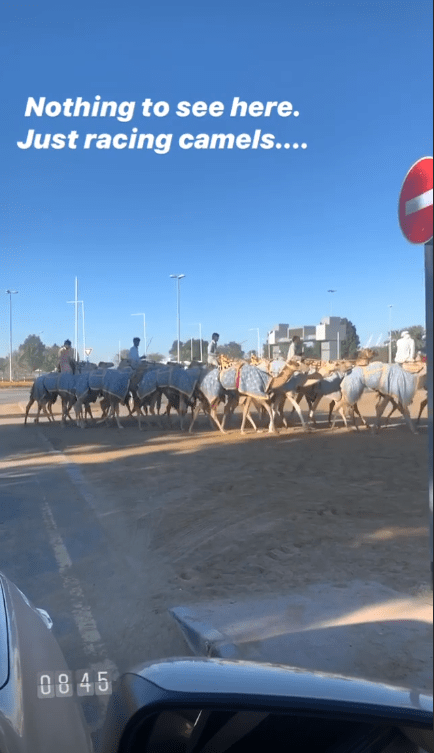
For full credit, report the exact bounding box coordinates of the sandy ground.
[6,388,433,689]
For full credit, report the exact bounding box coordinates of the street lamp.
[5,290,18,382]
[67,299,86,360]
[327,290,337,316]
[388,305,394,363]
[249,328,261,357]
[132,313,147,357]
[170,274,185,363]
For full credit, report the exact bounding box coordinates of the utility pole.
[249,328,260,356]
[388,305,393,364]
[170,275,185,363]
[6,290,18,381]
[74,277,78,362]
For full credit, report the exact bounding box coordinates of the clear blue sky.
[1,0,433,363]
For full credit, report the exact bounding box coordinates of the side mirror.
[96,658,433,753]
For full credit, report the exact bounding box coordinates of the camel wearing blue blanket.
[331,360,427,433]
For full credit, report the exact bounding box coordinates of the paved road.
[0,400,189,741]
[0,388,29,404]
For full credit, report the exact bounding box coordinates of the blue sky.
[1,0,432,363]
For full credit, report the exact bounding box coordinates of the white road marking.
[405,188,433,216]
[15,402,119,722]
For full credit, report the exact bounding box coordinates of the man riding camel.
[57,339,76,374]
[207,333,220,367]
[395,331,416,365]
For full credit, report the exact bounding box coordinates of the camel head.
[356,348,378,364]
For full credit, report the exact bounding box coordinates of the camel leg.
[179,396,187,431]
[240,397,252,434]
[285,395,308,430]
[240,398,259,432]
[417,397,428,426]
[113,401,124,429]
[24,397,35,425]
[165,403,173,429]
[330,398,349,429]
[307,395,321,427]
[222,394,238,429]
[47,399,57,422]
[401,404,417,434]
[73,398,85,429]
[353,402,369,429]
[263,401,277,434]
[274,394,288,428]
[41,402,53,423]
[374,395,390,433]
[60,397,69,426]
[188,403,202,433]
[209,406,227,433]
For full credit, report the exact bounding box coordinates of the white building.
[267,318,347,359]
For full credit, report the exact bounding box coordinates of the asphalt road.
[0,388,29,404]
[0,397,189,742]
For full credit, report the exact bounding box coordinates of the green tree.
[146,352,165,362]
[41,344,61,372]
[113,349,129,365]
[169,340,209,361]
[219,341,245,359]
[339,319,360,358]
[0,357,8,378]
[18,335,45,372]
[304,341,322,359]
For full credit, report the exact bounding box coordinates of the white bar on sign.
[405,188,433,216]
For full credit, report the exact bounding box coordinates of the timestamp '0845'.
[37,670,112,698]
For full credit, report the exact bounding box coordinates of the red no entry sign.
[399,157,433,244]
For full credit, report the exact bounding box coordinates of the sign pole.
[398,156,433,588]
[425,239,433,587]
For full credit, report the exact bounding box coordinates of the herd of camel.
[23,348,428,435]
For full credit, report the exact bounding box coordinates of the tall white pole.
[199,324,203,362]
[177,279,181,363]
[74,277,78,361]
[9,293,12,382]
[81,302,86,361]
[424,240,433,585]
[388,305,393,364]
[6,291,18,382]
[257,329,261,358]
[170,275,185,363]
[337,330,340,360]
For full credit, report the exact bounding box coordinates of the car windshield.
[0,1,432,750]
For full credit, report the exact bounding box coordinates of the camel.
[24,377,57,424]
[293,350,378,429]
[227,360,309,435]
[330,359,427,433]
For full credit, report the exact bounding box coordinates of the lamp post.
[170,274,185,363]
[132,313,147,357]
[388,305,393,364]
[6,290,18,382]
[327,290,337,317]
[68,299,86,360]
[249,328,261,357]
